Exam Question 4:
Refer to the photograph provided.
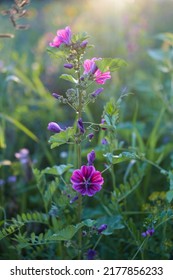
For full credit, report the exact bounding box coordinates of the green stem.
[76,55,83,259]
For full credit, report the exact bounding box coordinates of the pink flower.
[70,165,104,197]
[83,58,111,85]
[49,26,72,48]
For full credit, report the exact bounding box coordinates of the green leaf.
[96,215,124,235]
[0,113,39,143]
[48,127,75,148]
[104,151,142,164]
[166,190,173,203]
[60,74,77,84]
[43,164,73,176]
[47,219,95,241]
[72,32,89,43]
[95,58,127,72]
[47,47,67,59]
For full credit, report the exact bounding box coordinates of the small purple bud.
[101,118,107,130]
[91,87,104,97]
[146,228,155,236]
[80,76,85,81]
[87,150,96,166]
[101,138,108,145]
[52,93,61,99]
[70,195,78,204]
[64,63,73,69]
[80,40,88,48]
[77,118,85,134]
[86,249,97,260]
[47,122,63,133]
[97,224,107,234]
[88,133,94,140]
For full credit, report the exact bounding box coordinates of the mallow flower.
[83,58,111,85]
[70,165,104,196]
[49,26,72,48]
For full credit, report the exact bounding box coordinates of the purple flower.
[64,63,73,69]
[91,88,104,97]
[87,150,95,166]
[47,122,63,133]
[142,228,155,237]
[88,133,94,140]
[97,224,107,234]
[49,26,72,48]
[15,148,29,164]
[83,58,111,85]
[86,249,97,260]
[80,40,88,48]
[52,93,61,99]
[101,138,108,145]
[70,165,104,197]
[77,118,85,134]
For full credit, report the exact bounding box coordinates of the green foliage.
[95,58,127,72]
[48,127,75,148]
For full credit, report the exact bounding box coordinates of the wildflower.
[64,63,73,69]
[141,228,154,237]
[97,224,107,234]
[101,138,108,145]
[49,26,72,48]
[15,148,29,164]
[86,249,97,260]
[77,118,85,134]
[47,122,63,133]
[87,133,94,140]
[87,150,95,166]
[70,165,104,196]
[52,93,61,99]
[91,87,104,97]
[83,58,111,85]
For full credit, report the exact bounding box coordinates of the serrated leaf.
[60,74,77,84]
[49,127,74,148]
[95,58,127,72]
[43,164,73,176]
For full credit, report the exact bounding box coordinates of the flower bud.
[87,150,95,166]
[47,122,63,133]
[77,118,85,134]
[87,133,94,140]
[91,87,104,97]
[64,63,73,69]
[52,93,61,99]
[97,224,107,234]
[80,40,88,48]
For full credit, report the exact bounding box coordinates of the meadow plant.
[1,26,173,260]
